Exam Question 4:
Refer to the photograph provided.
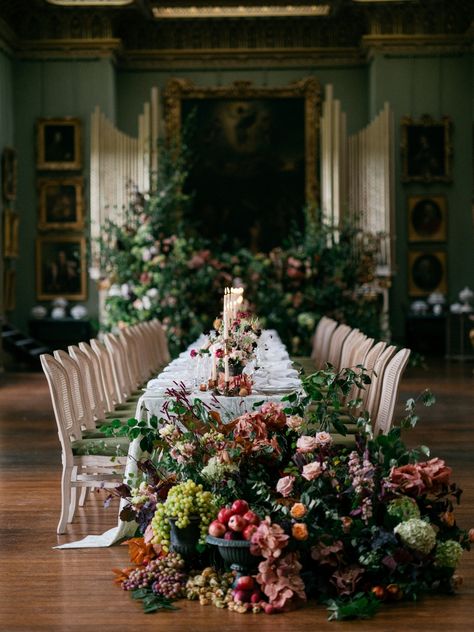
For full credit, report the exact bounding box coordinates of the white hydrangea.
[394,518,437,555]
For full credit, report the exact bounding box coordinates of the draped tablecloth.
[56,330,301,549]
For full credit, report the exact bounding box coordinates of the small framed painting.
[36,118,82,171]
[401,115,452,183]
[408,195,447,242]
[36,235,87,301]
[2,147,17,202]
[37,177,84,231]
[3,210,20,258]
[408,250,447,297]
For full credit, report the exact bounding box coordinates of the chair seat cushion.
[72,436,130,456]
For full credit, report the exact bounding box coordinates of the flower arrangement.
[110,368,472,620]
[94,142,383,356]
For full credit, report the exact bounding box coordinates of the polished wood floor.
[0,361,473,631]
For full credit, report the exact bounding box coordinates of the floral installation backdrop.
[95,146,383,356]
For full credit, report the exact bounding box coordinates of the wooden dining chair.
[41,354,129,534]
[373,348,411,436]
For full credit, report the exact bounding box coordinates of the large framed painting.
[36,118,82,171]
[3,210,19,258]
[408,249,447,297]
[36,235,87,301]
[164,78,321,251]
[401,115,452,183]
[37,177,84,231]
[408,195,447,243]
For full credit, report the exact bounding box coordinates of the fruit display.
[151,480,218,551]
[209,500,261,541]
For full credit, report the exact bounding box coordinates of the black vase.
[169,516,200,561]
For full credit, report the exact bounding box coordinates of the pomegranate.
[236,575,255,592]
[243,524,258,541]
[208,520,226,538]
[242,510,260,526]
[231,499,249,515]
[228,514,246,532]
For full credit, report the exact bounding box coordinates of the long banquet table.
[57,330,302,549]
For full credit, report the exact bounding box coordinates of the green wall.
[0,49,13,151]
[11,58,116,332]
[369,52,474,340]
[1,50,472,341]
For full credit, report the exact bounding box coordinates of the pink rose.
[286,415,304,430]
[315,432,333,448]
[302,461,322,481]
[418,458,452,489]
[276,475,295,497]
[389,463,426,496]
[296,435,318,453]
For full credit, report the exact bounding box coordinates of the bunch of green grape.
[151,480,218,551]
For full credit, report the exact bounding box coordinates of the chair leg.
[79,486,89,507]
[57,465,73,534]
[68,467,79,523]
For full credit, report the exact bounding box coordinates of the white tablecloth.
[56,330,301,549]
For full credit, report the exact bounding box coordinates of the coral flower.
[290,503,307,519]
[292,523,309,541]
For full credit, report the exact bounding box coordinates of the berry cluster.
[123,552,186,599]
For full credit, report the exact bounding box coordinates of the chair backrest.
[143,320,165,369]
[40,354,82,459]
[90,338,120,409]
[53,349,95,430]
[346,336,374,403]
[104,332,132,401]
[78,340,109,410]
[69,344,107,421]
[151,319,170,365]
[326,324,351,369]
[364,344,397,420]
[357,340,387,410]
[311,316,329,361]
[374,348,411,436]
[338,328,361,370]
[121,328,142,387]
[317,318,338,370]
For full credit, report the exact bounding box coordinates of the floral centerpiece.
[107,367,472,620]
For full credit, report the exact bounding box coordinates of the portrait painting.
[36,235,87,300]
[408,195,447,242]
[408,250,447,297]
[165,78,320,252]
[401,115,452,183]
[2,147,17,202]
[37,118,82,170]
[38,177,84,230]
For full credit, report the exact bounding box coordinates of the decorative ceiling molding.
[16,37,122,59]
[151,5,331,19]
[46,1,134,5]
[120,46,364,69]
[363,33,473,57]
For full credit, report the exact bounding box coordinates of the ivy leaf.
[326,593,380,621]
[421,390,436,407]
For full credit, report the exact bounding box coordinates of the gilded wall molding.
[363,34,473,57]
[120,47,364,70]
[16,37,121,60]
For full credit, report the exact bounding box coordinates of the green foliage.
[326,592,381,620]
[131,588,178,614]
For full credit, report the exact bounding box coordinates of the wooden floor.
[0,361,473,632]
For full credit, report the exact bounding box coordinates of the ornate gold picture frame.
[401,115,452,183]
[37,118,82,171]
[408,249,447,297]
[36,234,87,301]
[2,147,17,202]
[164,78,320,251]
[37,176,84,231]
[408,195,447,243]
[3,210,19,258]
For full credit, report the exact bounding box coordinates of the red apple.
[243,524,258,541]
[228,514,246,532]
[233,589,251,603]
[224,530,237,540]
[264,604,278,615]
[236,575,255,592]
[243,510,260,526]
[217,507,233,526]
[250,590,262,604]
[231,499,249,515]
[208,520,226,538]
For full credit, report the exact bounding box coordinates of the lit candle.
[211,345,217,381]
[224,353,229,383]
